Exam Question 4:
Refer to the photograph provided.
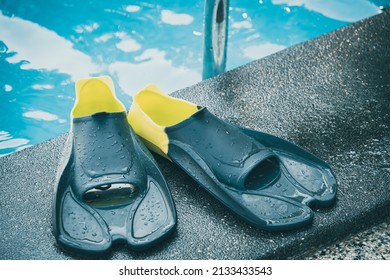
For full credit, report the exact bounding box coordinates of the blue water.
[0,0,388,156]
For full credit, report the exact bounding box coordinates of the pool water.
[0,0,388,156]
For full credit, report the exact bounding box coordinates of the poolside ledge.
[0,10,389,259]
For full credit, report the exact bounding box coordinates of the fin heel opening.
[83,183,139,208]
[244,156,280,190]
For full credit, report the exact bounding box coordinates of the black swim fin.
[53,77,176,255]
[127,84,337,231]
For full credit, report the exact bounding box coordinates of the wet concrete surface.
[0,11,389,259]
[303,216,390,260]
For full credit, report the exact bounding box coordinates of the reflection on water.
[161,9,195,25]
[110,48,201,96]
[0,12,101,80]
[272,0,382,22]
[0,0,387,156]
[0,131,30,151]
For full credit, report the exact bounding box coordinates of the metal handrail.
[202,0,229,79]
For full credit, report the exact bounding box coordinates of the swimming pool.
[0,0,388,156]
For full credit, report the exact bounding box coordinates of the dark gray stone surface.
[303,216,390,260]
[0,11,389,260]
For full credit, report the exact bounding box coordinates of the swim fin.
[127,84,337,231]
[53,77,176,255]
